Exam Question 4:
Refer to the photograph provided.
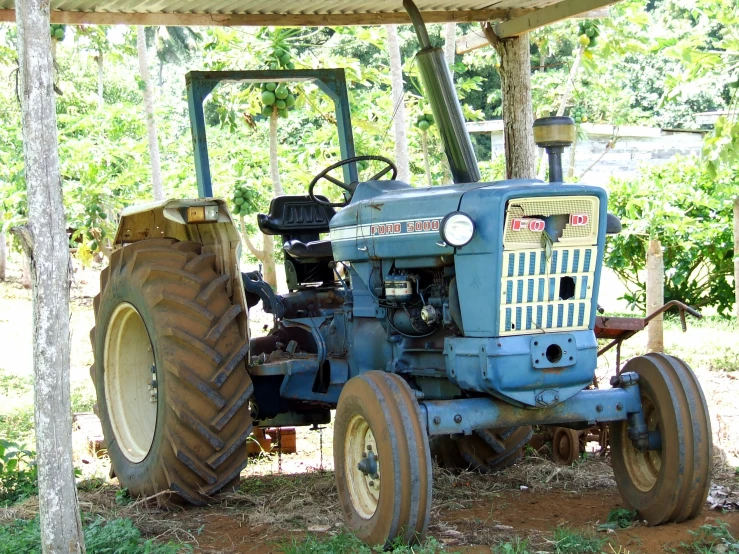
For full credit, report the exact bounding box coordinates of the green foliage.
[605,156,735,313]
[0,439,38,506]
[681,523,739,553]
[551,527,605,554]
[0,516,190,554]
[603,507,637,529]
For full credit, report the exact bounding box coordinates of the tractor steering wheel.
[308,155,398,208]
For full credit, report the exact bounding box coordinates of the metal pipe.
[420,380,642,436]
[403,0,481,184]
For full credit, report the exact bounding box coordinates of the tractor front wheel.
[610,353,712,525]
[91,239,253,505]
[334,371,432,547]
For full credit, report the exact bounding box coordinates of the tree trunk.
[646,239,664,353]
[137,28,164,201]
[443,23,456,72]
[0,230,6,281]
[484,27,536,180]
[96,48,104,109]
[734,196,739,318]
[422,132,432,186]
[239,215,277,290]
[385,25,410,183]
[566,135,578,179]
[269,110,284,197]
[14,0,84,550]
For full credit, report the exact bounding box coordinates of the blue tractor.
[90,1,712,547]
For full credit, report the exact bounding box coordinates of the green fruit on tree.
[581,115,588,123]
[278,108,289,118]
[275,85,288,100]
[575,116,582,123]
[287,62,296,70]
[266,82,277,92]
[234,197,245,206]
[285,94,296,108]
[586,27,596,38]
[425,113,434,124]
[418,120,430,132]
[280,52,291,65]
[99,212,107,220]
[269,62,278,71]
[274,47,285,58]
[232,205,240,216]
[578,34,590,47]
[261,91,276,105]
[262,105,274,117]
[275,99,286,110]
[234,189,243,198]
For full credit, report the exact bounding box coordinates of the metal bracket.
[186,69,357,198]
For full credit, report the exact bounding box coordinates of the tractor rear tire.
[610,353,712,525]
[334,371,432,547]
[90,239,253,505]
[430,426,533,473]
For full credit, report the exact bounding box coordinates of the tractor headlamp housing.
[440,212,475,247]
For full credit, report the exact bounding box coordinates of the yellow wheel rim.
[344,413,381,520]
[620,394,661,493]
[104,302,157,463]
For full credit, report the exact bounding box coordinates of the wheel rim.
[344,413,381,520]
[619,393,661,492]
[104,302,157,463]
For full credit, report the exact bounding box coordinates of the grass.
[493,538,532,554]
[281,531,451,554]
[552,527,606,554]
[0,515,190,554]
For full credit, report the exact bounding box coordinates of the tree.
[14,0,84,551]
[385,25,410,182]
[482,26,536,179]
[605,157,735,315]
[136,27,164,201]
[665,0,739,317]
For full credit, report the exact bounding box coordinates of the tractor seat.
[257,194,336,236]
[283,239,334,260]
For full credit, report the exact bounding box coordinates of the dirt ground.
[2,256,739,553]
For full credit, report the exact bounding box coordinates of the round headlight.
[441,212,475,247]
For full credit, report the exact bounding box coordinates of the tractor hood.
[330,178,543,264]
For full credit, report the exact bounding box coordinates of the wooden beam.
[494,0,618,38]
[0,7,531,27]
[456,6,610,54]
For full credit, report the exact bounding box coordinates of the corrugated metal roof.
[0,0,578,26]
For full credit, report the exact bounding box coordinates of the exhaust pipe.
[403,0,480,184]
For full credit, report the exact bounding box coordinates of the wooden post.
[646,239,664,353]
[482,25,536,180]
[14,0,84,551]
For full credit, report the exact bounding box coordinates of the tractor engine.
[382,269,452,336]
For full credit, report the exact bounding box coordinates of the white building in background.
[467,120,707,187]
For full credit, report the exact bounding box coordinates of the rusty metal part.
[595,301,702,373]
[552,427,581,465]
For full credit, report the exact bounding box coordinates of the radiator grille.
[503,196,599,248]
[500,246,596,335]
